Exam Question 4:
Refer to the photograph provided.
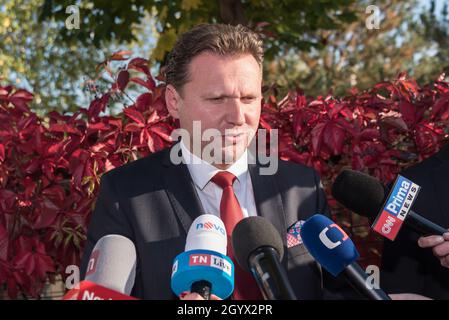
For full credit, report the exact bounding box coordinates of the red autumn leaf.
[0,143,4,162]
[380,116,408,131]
[146,110,159,124]
[128,58,151,75]
[311,122,326,155]
[150,123,174,142]
[135,92,153,111]
[259,115,273,131]
[13,244,55,279]
[295,93,307,109]
[0,225,8,261]
[109,50,132,61]
[42,185,66,205]
[130,77,155,91]
[117,70,130,91]
[322,121,346,155]
[10,89,33,101]
[88,121,110,132]
[431,93,449,119]
[49,123,80,135]
[124,122,142,133]
[22,177,37,198]
[88,94,110,119]
[396,75,419,101]
[0,189,16,212]
[124,107,145,126]
[34,198,59,229]
[399,100,417,124]
[327,101,347,119]
[8,89,34,112]
[359,128,380,141]
[9,96,32,113]
[0,87,10,97]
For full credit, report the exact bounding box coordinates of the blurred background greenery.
[1,0,449,114]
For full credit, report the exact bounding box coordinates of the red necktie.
[211,171,262,300]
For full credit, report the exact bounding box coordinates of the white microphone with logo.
[171,214,235,300]
[64,234,137,300]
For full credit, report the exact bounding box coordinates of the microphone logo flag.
[372,175,420,240]
[189,253,232,277]
[85,249,99,277]
[319,223,349,249]
[286,220,305,248]
[196,221,226,236]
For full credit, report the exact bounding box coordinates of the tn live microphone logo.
[319,224,380,290]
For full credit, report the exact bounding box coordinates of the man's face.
[166,52,262,169]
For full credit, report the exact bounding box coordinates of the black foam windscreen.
[231,216,284,273]
[331,169,387,219]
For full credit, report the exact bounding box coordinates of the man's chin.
[222,146,247,164]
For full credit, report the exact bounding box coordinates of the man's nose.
[226,99,245,125]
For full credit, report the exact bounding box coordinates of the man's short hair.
[165,23,264,94]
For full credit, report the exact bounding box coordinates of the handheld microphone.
[231,216,297,300]
[300,214,391,300]
[171,214,234,300]
[332,169,447,240]
[64,234,138,300]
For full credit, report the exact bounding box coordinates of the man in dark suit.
[80,23,352,300]
[381,143,449,299]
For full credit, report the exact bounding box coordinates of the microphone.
[171,214,234,300]
[332,169,447,240]
[64,234,138,300]
[299,214,391,300]
[231,216,297,300]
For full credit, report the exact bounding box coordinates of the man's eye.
[210,97,224,102]
[242,97,256,102]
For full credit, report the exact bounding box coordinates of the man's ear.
[165,84,182,119]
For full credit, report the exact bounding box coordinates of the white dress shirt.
[180,140,257,218]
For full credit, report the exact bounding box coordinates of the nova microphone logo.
[372,175,420,241]
[196,221,226,236]
[319,224,349,249]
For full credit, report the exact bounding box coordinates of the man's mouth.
[223,132,246,144]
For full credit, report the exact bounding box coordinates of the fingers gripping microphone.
[64,234,138,300]
[332,169,447,240]
[300,214,391,300]
[232,216,297,300]
[171,214,234,300]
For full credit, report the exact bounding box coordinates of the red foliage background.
[0,52,448,298]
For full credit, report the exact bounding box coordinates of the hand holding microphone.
[332,169,448,238]
[332,169,449,268]
[418,232,449,268]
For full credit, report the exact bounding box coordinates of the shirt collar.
[180,139,248,190]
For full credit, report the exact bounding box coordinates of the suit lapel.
[248,163,288,263]
[162,145,206,234]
